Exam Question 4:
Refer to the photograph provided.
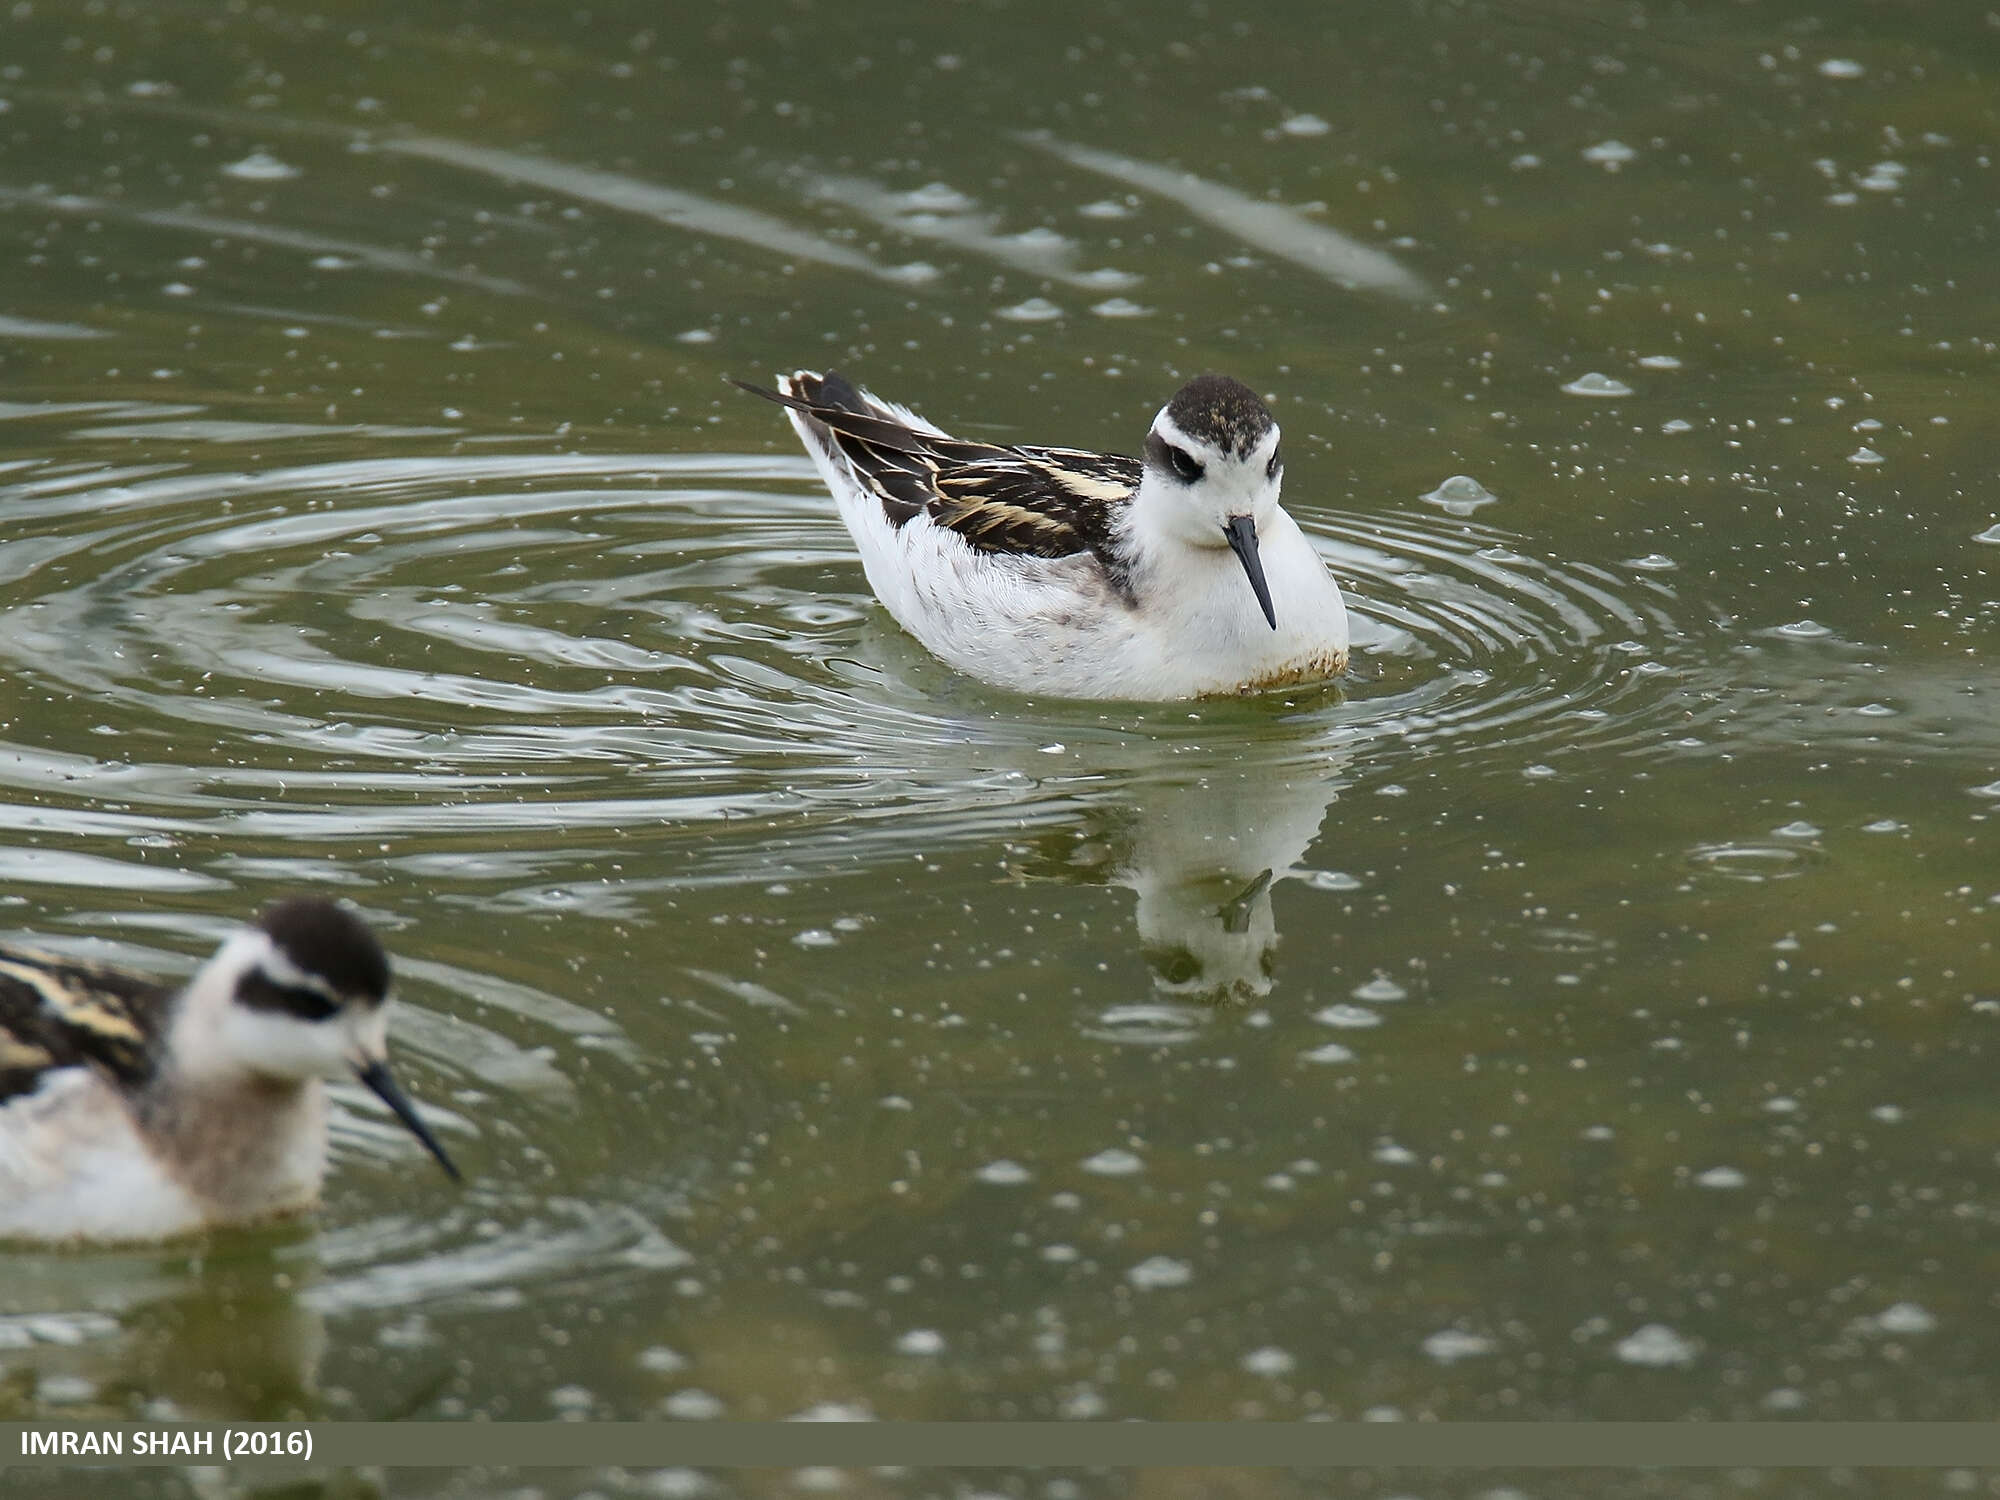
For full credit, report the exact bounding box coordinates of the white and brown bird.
[0,898,459,1244]
[735,371,1349,699]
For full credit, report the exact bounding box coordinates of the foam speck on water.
[1582,140,1638,168]
[1615,1324,1699,1368]
[1420,474,1498,514]
[997,297,1064,323]
[1562,373,1634,397]
[222,151,302,181]
[1126,1255,1193,1289]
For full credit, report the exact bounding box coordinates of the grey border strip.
[5,1423,2000,1468]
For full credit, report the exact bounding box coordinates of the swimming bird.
[735,370,1349,699]
[0,898,460,1244]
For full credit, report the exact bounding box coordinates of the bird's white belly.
[792,409,1349,700]
[0,1070,209,1244]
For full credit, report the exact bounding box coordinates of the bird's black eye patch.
[235,970,342,1023]
[1265,449,1282,480]
[1147,432,1205,484]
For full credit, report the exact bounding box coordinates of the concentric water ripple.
[0,434,1703,872]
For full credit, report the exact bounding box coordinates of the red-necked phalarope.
[735,371,1349,699]
[0,898,460,1244]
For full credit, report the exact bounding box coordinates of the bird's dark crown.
[1162,374,1276,459]
[254,898,390,1005]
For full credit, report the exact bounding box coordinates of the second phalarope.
[0,898,460,1245]
[735,371,1349,699]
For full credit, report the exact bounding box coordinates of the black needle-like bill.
[355,1058,462,1181]
[1222,514,1278,630]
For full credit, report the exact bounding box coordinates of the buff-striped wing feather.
[0,947,172,1103]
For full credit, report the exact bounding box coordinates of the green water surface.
[1,0,1998,1493]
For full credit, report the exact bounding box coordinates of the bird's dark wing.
[0,946,172,1104]
[734,371,1142,583]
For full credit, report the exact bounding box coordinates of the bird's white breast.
[0,1068,210,1243]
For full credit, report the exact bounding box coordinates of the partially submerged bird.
[735,370,1349,699]
[0,898,460,1244]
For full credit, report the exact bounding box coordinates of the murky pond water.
[3,0,1999,1492]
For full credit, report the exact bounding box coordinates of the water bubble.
[1083,1003,1206,1045]
[1081,1148,1144,1177]
[1582,140,1638,169]
[1660,418,1693,433]
[1817,58,1866,78]
[1240,1346,1297,1375]
[1422,1329,1496,1364]
[34,1375,98,1406]
[1562,373,1634,397]
[1771,820,1821,839]
[1078,199,1132,220]
[1060,1387,1108,1419]
[975,1159,1033,1186]
[1299,1042,1355,1065]
[660,1388,727,1419]
[1089,297,1152,318]
[1624,553,1678,571]
[675,328,717,345]
[1304,869,1363,891]
[1874,1302,1936,1334]
[997,297,1064,322]
[791,928,838,949]
[1637,354,1683,370]
[1687,843,1814,882]
[1615,1323,1699,1368]
[895,1328,948,1355]
[1848,446,1884,465]
[1772,619,1835,640]
[1694,1166,1747,1189]
[222,151,302,181]
[1419,474,1498,514]
[1352,975,1407,1003]
[1313,1003,1382,1029]
[900,182,975,212]
[1280,114,1331,138]
[1126,1255,1193,1290]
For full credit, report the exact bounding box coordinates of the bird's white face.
[1139,395,1286,630]
[1141,407,1285,549]
[190,929,390,1084]
[169,899,462,1179]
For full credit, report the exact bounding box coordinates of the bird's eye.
[1265,450,1282,480]
[1167,446,1204,483]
